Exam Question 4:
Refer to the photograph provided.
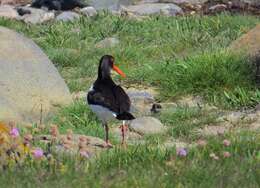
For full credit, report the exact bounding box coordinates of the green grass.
[0,13,260,107]
[1,12,260,187]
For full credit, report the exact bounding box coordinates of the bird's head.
[98,55,126,79]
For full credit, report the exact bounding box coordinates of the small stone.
[95,37,119,48]
[80,6,97,17]
[56,11,80,22]
[130,117,166,135]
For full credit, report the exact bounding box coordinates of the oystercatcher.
[87,55,135,148]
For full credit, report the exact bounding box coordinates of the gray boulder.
[80,6,98,17]
[130,117,167,135]
[56,11,80,22]
[0,26,72,124]
[127,90,155,116]
[121,3,183,16]
[19,7,55,24]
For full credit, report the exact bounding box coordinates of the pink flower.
[197,139,207,147]
[80,151,91,159]
[10,127,19,137]
[33,148,44,159]
[223,139,231,147]
[223,151,231,158]
[176,148,188,157]
[210,153,219,160]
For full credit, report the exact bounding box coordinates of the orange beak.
[113,65,126,78]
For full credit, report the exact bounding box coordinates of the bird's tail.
[116,112,135,120]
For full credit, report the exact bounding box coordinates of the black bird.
[31,0,86,11]
[87,55,135,148]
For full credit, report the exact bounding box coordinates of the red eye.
[110,58,114,66]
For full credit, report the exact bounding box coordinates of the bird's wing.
[87,85,131,114]
[112,85,131,114]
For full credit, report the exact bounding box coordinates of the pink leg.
[102,123,113,148]
[120,121,128,147]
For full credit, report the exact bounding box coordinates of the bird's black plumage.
[31,0,86,11]
[87,55,135,120]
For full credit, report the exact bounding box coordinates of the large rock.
[56,11,80,22]
[127,90,155,116]
[80,6,98,17]
[0,26,72,124]
[229,25,260,57]
[130,117,166,135]
[19,7,55,24]
[121,3,183,16]
[0,5,19,19]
